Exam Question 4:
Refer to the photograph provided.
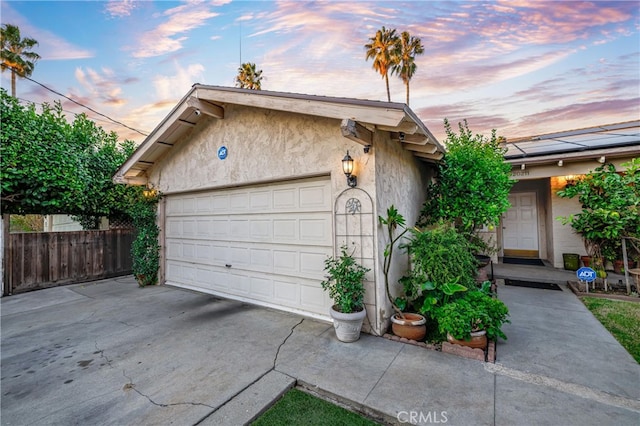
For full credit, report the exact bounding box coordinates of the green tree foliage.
[0,89,136,225]
[130,189,161,287]
[235,62,263,90]
[365,27,424,105]
[1,23,40,97]
[391,31,424,105]
[418,119,514,251]
[557,159,640,262]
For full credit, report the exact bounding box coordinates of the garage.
[113,85,444,334]
[164,177,334,318]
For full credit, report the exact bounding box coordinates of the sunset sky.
[1,0,638,144]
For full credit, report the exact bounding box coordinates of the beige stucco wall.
[373,134,433,332]
[549,177,588,267]
[148,103,435,335]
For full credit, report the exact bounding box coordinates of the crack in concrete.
[194,318,304,425]
[94,342,113,368]
[122,370,214,410]
[273,318,304,369]
[485,363,640,413]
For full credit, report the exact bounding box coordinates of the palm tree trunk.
[384,73,391,102]
[11,71,16,97]
[406,83,410,106]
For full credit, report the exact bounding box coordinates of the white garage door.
[165,177,334,318]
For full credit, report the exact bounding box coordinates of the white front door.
[502,192,539,258]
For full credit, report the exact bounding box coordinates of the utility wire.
[5,67,149,137]
[17,97,124,128]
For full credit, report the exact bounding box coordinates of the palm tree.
[235,62,263,90]
[391,31,424,106]
[365,26,399,102]
[1,24,40,97]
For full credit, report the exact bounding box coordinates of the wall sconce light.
[598,156,605,164]
[557,160,563,166]
[520,164,526,170]
[342,151,357,188]
[142,183,157,199]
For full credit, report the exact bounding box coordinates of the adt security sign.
[576,267,596,282]
[217,146,228,160]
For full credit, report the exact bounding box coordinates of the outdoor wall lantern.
[342,151,357,188]
[142,183,157,199]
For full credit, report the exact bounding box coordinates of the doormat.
[505,279,562,291]
[502,257,545,266]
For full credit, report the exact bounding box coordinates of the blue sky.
[1,1,638,144]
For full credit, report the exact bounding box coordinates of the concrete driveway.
[2,275,639,425]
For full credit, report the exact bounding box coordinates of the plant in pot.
[401,223,478,341]
[321,244,370,343]
[379,205,428,341]
[435,284,510,349]
[557,159,640,294]
[417,119,515,265]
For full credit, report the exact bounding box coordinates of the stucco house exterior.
[114,85,444,335]
[485,120,639,268]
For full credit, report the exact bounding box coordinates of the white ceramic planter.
[329,305,366,342]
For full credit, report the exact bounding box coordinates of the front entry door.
[502,192,539,258]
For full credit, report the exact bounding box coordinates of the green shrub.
[321,245,369,313]
[130,190,161,287]
[435,287,510,341]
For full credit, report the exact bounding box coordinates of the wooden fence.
[3,229,134,295]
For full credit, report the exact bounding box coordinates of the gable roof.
[504,120,640,167]
[114,84,444,185]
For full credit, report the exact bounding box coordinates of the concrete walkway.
[1,272,639,425]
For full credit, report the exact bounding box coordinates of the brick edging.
[381,333,496,363]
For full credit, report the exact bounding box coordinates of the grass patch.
[252,388,379,426]
[582,297,640,363]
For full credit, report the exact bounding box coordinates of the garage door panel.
[273,219,297,240]
[250,276,274,299]
[251,220,272,240]
[300,251,328,278]
[300,218,331,244]
[250,190,272,210]
[299,184,330,210]
[230,193,248,210]
[165,177,332,318]
[273,188,296,209]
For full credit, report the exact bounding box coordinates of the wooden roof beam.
[341,118,373,147]
[186,97,224,119]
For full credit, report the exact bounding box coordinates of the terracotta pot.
[391,313,427,341]
[613,260,635,275]
[447,330,488,349]
[581,256,592,268]
[330,305,366,343]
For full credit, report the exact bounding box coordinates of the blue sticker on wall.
[217,146,228,160]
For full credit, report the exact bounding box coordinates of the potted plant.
[379,206,427,341]
[557,159,640,293]
[321,245,370,342]
[435,285,510,349]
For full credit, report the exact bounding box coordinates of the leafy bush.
[557,159,640,265]
[435,286,510,341]
[398,223,478,318]
[321,245,369,314]
[130,189,161,287]
[417,119,514,253]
